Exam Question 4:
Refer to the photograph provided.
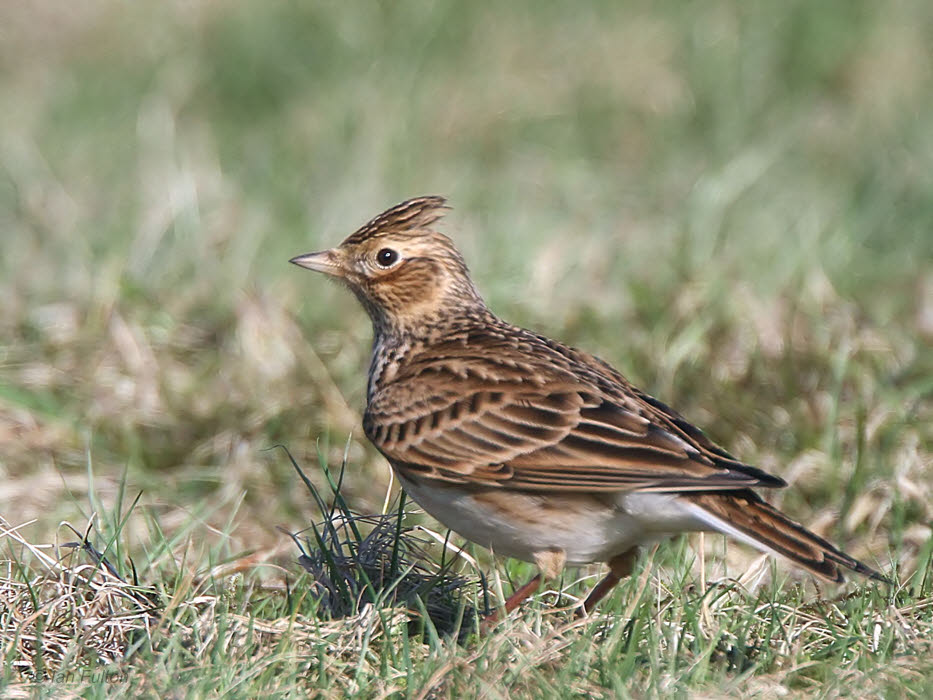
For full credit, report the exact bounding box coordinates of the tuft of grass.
[281,444,478,637]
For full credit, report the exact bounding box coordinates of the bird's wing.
[364,353,783,493]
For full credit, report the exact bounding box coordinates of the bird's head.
[291,196,487,338]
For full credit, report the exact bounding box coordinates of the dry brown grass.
[1,515,157,683]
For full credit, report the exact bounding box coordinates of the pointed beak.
[289,249,344,277]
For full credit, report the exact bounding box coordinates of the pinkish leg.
[579,548,638,615]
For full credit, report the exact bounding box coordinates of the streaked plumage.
[291,196,885,617]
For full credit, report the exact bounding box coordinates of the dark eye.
[376,248,399,267]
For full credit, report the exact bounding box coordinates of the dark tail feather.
[685,490,889,584]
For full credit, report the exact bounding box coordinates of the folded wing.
[364,356,784,493]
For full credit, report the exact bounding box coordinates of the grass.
[1,0,932,696]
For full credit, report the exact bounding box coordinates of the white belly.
[398,474,707,566]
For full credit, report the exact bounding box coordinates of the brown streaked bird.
[290,196,886,619]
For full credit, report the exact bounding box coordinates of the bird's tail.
[683,490,888,583]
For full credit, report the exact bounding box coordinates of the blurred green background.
[1,0,930,569]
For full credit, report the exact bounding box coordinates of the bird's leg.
[578,547,638,616]
[502,574,544,614]
[480,574,542,632]
[481,550,565,632]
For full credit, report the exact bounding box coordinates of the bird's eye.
[376,248,399,267]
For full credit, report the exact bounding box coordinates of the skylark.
[291,196,885,618]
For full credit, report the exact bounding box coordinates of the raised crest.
[343,196,450,245]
